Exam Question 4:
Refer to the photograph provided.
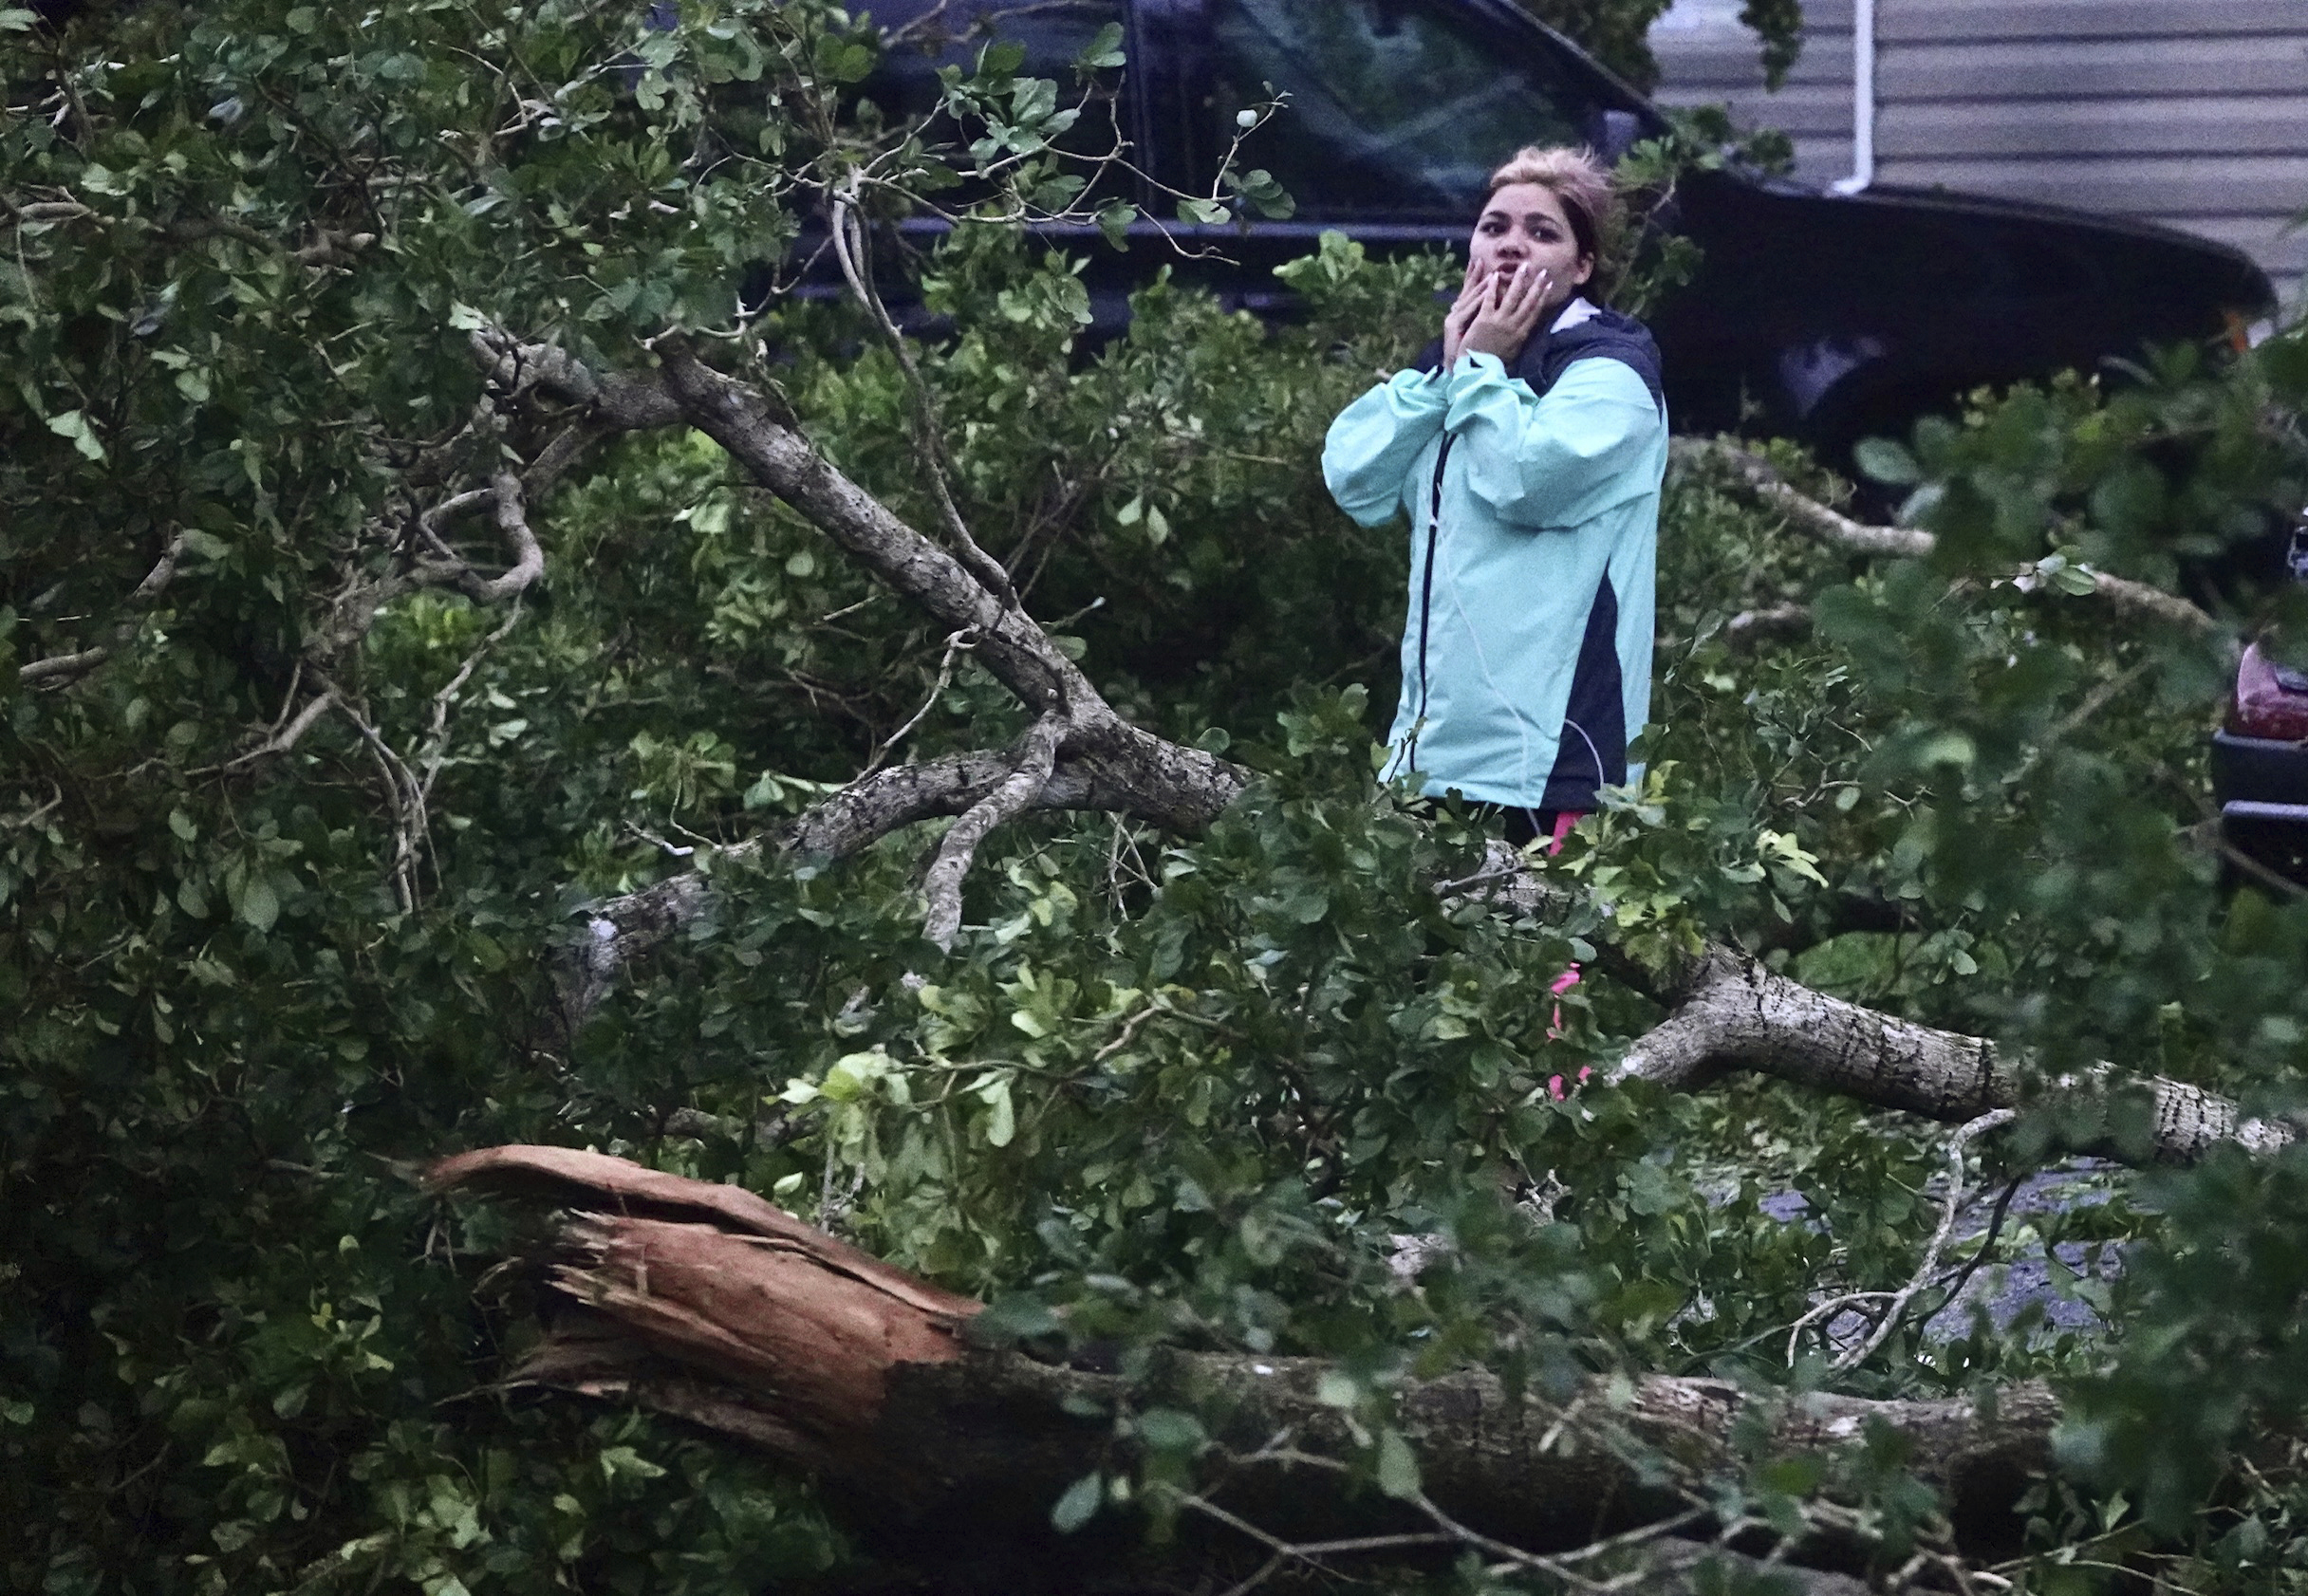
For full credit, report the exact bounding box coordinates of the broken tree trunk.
[428,1146,2059,1572]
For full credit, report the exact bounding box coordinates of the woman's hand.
[1441,261,1484,368]
[1457,263,1553,365]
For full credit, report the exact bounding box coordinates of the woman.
[1323,146,1667,849]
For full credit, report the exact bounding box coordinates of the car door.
[1138,0,1655,315]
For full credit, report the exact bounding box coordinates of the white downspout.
[1830,0,1876,195]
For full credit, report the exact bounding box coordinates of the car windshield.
[1209,0,1591,219]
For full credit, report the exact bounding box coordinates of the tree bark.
[1669,437,2220,633]
[429,1147,2058,1572]
[1618,945,2295,1164]
[489,331,1250,995]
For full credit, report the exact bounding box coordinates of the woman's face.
[1469,181,1593,312]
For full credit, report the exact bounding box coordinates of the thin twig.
[1785,1291,1897,1367]
[2011,658,2153,783]
[1926,1172,2025,1329]
[1091,998,1163,1063]
[1550,1506,1713,1567]
[1401,1489,1631,1593]
[202,690,340,774]
[2191,821,2308,900]
[827,187,1017,607]
[859,627,977,778]
[21,528,194,690]
[333,697,428,913]
[1163,1487,1454,1596]
[409,600,528,842]
[1832,1108,2016,1373]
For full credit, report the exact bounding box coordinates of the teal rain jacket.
[1322,304,1668,811]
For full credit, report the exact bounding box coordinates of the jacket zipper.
[1407,435,1452,770]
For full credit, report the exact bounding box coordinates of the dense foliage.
[5,2,2308,1593]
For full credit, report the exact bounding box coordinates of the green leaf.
[1624,1160,1684,1216]
[233,874,279,933]
[1077,21,1126,69]
[1760,1454,1825,1495]
[598,1445,667,1482]
[45,410,105,463]
[1914,730,1976,769]
[1050,1472,1103,1533]
[1136,1408,1206,1453]
[1095,199,1137,251]
[981,1075,1015,1147]
[1852,436,1920,486]
[1375,1428,1422,1500]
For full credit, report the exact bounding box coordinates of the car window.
[1207,0,1596,219]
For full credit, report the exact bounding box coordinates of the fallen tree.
[430,1143,2060,1588]
[12,3,2308,1591]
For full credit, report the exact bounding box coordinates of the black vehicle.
[855,0,2278,454]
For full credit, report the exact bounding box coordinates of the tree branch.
[21,527,192,690]
[469,328,1248,967]
[1828,1108,2013,1373]
[1672,438,2222,633]
[657,338,1089,715]
[1673,438,1932,559]
[1616,945,2293,1165]
[1723,601,1813,649]
[198,688,339,775]
[467,327,683,432]
[126,528,191,603]
[19,646,114,689]
[457,467,544,603]
[570,740,1243,1011]
[921,711,1066,951]
[828,189,1018,607]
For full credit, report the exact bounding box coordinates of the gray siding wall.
[1648,0,2308,310]
[1649,0,1855,187]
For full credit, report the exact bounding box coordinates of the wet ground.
[1754,1158,2133,1349]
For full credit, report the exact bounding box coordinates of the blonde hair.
[1486,144,1619,294]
